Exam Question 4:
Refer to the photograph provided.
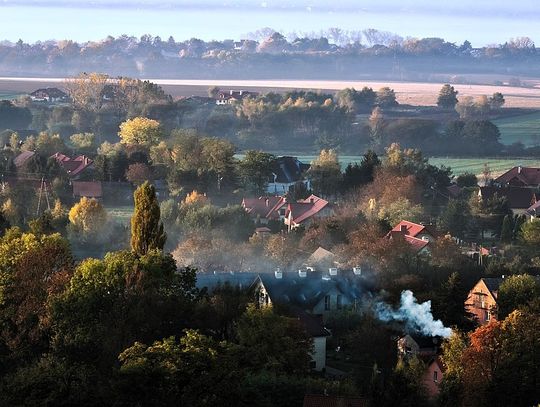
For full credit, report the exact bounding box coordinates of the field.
[288,155,540,177]
[3,77,540,108]
[493,111,540,147]
[0,90,23,100]
[106,205,134,225]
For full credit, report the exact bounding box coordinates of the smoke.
[374,290,452,338]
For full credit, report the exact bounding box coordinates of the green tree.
[489,92,505,110]
[520,218,540,245]
[131,182,166,256]
[237,150,275,195]
[307,149,342,197]
[500,215,513,243]
[437,84,459,108]
[455,172,478,188]
[498,274,540,319]
[376,87,398,107]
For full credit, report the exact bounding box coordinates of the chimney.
[353,266,362,275]
[274,268,283,279]
[329,267,338,276]
[518,166,522,174]
[265,198,269,207]
[298,269,307,278]
[310,197,314,204]
[400,225,407,233]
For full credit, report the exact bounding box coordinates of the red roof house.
[242,196,287,224]
[386,220,438,254]
[285,195,333,230]
[51,153,94,178]
[495,166,540,188]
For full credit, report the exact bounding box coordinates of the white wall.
[312,336,327,371]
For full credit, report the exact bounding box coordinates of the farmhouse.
[285,195,333,230]
[478,186,538,215]
[29,87,68,103]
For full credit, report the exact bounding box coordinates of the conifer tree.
[130,181,166,255]
[500,214,513,243]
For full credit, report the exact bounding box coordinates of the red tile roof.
[387,220,435,253]
[242,196,286,220]
[51,153,94,177]
[404,235,430,253]
[287,195,329,225]
[72,181,102,198]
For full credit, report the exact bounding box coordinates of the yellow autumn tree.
[68,197,108,238]
[183,190,208,206]
[118,117,163,146]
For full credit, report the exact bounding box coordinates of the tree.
[500,215,513,243]
[437,84,459,109]
[520,218,540,245]
[237,150,275,195]
[455,172,478,188]
[64,72,108,112]
[69,132,95,153]
[125,163,153,185]
[375,87,398,107]
[0,101,32,130]
[118,117,163,146]
[68,197,108,239]
[131,182,166,256]
[342,150,381,191]
[307,149,342,197]
[497,274,540,319]
[489,92,505,110]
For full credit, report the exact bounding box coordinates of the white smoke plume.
[374,290,452,338]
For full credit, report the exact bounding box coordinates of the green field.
[494,112,540,147]
[290,155,540,176]
[106,206,134,225]
[0,91,23,100]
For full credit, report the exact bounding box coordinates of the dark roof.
[13,150,35,167]
[495,166,540,187]
[196,270,366,309]
[303,394,368,407]
[479,186,538,209]
[72,181,102,198]
[270,156,310,184]
[482,277,504,295]
[291,309,330,337]
[30,87,68,99]
[407,334,442,349]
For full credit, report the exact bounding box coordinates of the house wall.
[422,362,443,399]
[312,336,327,371]
[465,281,497,325]
[313,287,350,320]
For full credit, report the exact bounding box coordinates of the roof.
[390,220,437,238]
[255,227,272,233]
[287,195,329,225]
[72,181,102,198]
[481,277,504,297]
[403,235,430,253]
[196,270,366,310]
[403,334,442,349]
[291,309,331,337]
[495,166,540,187]
[30,87,68,98]
[307,247,335,266]
[242,196,286,220]
[303,394,367,407]
[270,156,310,184]
[479,186,538,209]
[446,184,462,198]
[51,153,94,177]
[526,200,540,217]
[13,150,35,167]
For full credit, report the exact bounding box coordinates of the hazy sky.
[0,0,538,45]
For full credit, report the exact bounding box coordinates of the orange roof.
[390,220,427,237]
[404,235,430,253]
[51,153,94,177]
[242,196,286,220]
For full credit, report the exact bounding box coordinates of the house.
[306,247,336,271]
[397,334,441,359]
[478,186,538,215]
[464,277,503,325]
[13,150,35,168]
[285,195,333,230]
[303,394,368,407]
[29,87,68,103]
[215,90,257,105]
[494,166,540,188]
[267,156,310,194]
[526,200,540,220]
[422,357,445,400]
[72,181,102,199]
[196,269,366,372]
[50,153,94,179]
[242,196,287,224]
[386,220,438,254]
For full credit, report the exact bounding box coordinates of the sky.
[0,0,538,45]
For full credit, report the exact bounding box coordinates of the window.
[433,371,438,383]
[337,295,343,310]
[485,310,491,321]
[324,295,331,311]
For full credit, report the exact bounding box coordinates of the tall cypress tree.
[130,181,166,255]
[500,214,513,243]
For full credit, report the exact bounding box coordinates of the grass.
[0,91,23,100]
[106,205,133,225]
[493,111,540,147]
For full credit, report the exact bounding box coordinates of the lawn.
[106,205,134,225]
[493,111,540,147]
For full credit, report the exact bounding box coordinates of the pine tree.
[130,181,166,255]
[500,214,513,243]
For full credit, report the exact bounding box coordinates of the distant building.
[51,153,94,179]
[242,196,287,224]
[397,334,441,359]
[267,156,310,194]
[72,181,102,199]
[494,166,540,188]
[215,90,257,105]
[422,357,445,400]
[478,186,538,215]
[285,194,333,230]
[29,87,68,103]
[13,150,35,168]
[386,220,438,254]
